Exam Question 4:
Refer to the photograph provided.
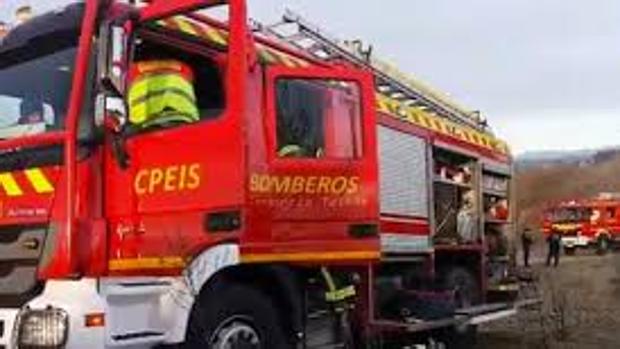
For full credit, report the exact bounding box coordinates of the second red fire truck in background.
[543,193,620,255]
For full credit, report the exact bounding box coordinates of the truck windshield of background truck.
[551,207,591,223]
[0,3,83,140]
[276,78,362,159]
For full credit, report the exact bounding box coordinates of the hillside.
[516,147,620,170]
[517,149,596,169]
[516,149,620,230]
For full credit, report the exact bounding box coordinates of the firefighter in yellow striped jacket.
[128,60,200,129]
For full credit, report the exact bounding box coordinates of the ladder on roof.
[255,9,486,130]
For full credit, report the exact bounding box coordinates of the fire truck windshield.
[0,46,77,139]
[551,207,591,223]
[0,3,83,140]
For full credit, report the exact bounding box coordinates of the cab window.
[606,207,615,220]
[127,34,225,131]
[276,78,362,159]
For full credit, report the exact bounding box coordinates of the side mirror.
[95,93,130,169]
[98,22,130,96]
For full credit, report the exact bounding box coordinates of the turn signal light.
[85,313,105,328]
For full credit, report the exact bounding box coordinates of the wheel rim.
[453,275,473,308]
[210,317,261,349]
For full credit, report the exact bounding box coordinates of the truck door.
[103,7,248,274]
[244,66,379,262]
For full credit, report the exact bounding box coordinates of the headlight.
[17,308,68,349]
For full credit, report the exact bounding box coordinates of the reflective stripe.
[129,74,194,105]
[134,61,188,77]
[321,267,356,302]
[321,267,337,291]
[259,49,277,64]
[130,87,196,109]
[128,72,198,125]
[130,92,199,125]
[278,144,303,157]
[173,17,198,36]
[241,251,380,263]
[376,93,510,155]
[0,173,23,196]
[140,111,198,129]
[24,169,54,194]
[205,26,227,46]
[109,257,186,271]
[325,285,356,302]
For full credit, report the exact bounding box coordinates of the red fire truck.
[542,193,620,255]
[0,1,527,348]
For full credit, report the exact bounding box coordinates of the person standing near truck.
[521,227,534,267]
[546,231,561,267]
[0,21,8,41]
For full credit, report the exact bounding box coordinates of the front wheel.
[564,246,576,256]
[184,283,291,349]
[597,236,609,255]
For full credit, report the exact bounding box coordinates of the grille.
[0,225,47,307]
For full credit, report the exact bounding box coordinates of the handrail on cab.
[0,130,66,152]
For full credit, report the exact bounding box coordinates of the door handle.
[22,238,40,250]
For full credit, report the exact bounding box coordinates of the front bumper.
[561,236,590,248]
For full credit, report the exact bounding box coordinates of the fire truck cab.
[0,1,527,348]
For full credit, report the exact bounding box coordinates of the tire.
[440,267,479,349]
[441,325,477,349]
[443,267,481,309]
[564,247,576,256]
[597,236,609,255]
[184,283,291,349]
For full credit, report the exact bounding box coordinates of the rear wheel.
[184,283,291,349]
[443,267,481,308]
[441,267,480,349]
[441,325,477,349]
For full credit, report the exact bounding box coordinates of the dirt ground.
[477,248,620,349]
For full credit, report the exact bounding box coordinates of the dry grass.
[478,253,620,349]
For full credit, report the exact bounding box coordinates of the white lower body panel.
[0,244,240,348]
[561,236,590,248]
[0,277,190,349]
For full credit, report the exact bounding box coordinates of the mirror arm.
[103,111,123,133]
[111,129,130,170]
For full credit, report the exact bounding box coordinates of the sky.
[2,0,620,154]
